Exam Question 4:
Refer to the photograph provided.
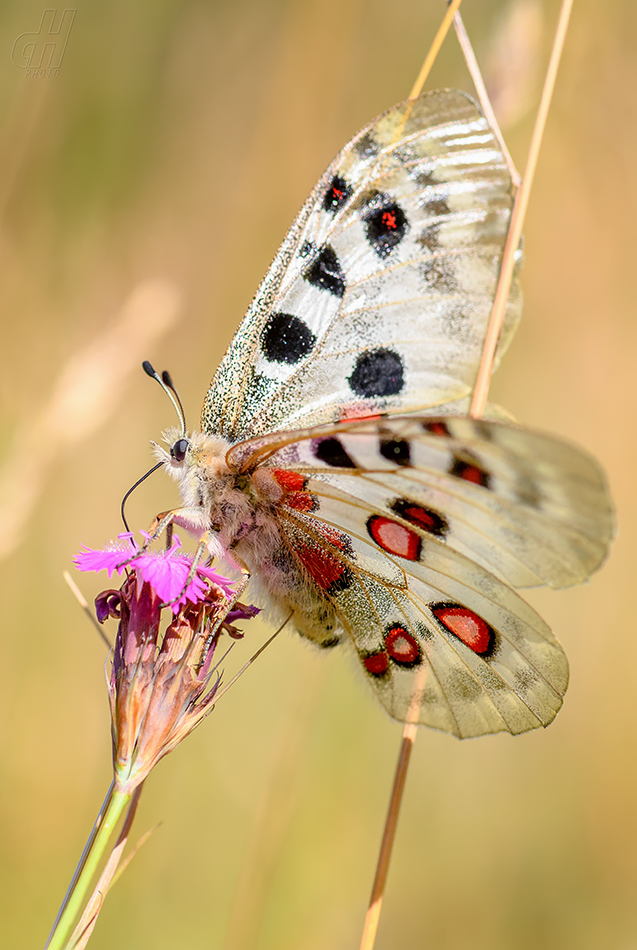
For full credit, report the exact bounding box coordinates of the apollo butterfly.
[152,90,613,738]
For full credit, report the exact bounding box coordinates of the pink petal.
[74,537,238,613]
[196,565,235,598]
[134,554,217,613]
[74,545,130,578]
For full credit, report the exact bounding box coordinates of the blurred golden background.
[0,1,635,947]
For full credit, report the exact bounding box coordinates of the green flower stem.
[46,785,132,950]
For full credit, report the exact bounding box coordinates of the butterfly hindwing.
[228,415,613,592]
[273,503,567,737]
[203,89,521,442]
[218,413,612,736]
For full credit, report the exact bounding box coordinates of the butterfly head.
[141,361,234,515]
[154,426,233,512]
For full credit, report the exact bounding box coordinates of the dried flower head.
[75,534,259,794]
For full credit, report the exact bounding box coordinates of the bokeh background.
[0,1,635,947]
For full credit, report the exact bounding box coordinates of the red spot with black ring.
[385,625,421,666]
[367,515,422,561]
[363,651,389,676]
[431,603,495,655]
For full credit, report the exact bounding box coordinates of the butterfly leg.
[159,530,212,608]
[159,527,253,610]
[115,506,208,570]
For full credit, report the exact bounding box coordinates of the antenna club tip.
[162,370,174,388]
[142,360,156,377]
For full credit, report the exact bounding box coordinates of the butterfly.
[154,89,613,738]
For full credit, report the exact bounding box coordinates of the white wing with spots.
[227,414,612,735]
[227,415,613,592]
[203,90,520,442]
[274,501,567,737]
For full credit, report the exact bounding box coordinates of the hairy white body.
[156,429,343,646]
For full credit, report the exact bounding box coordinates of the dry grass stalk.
[470,0,574,418]
[359,2,575,948]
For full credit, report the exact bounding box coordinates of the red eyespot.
[423,420,450,437]
[363,652,389,676]
[450,458,490,488]
[367,515,421,561]
[385,626,421,665]
[390,499,449,539]
[405,506,435,529]
[431,604,494,655]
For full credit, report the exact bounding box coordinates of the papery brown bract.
[96,572,240,795]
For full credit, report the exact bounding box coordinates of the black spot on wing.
[261,313,316,364]
[323,175,352,213]
[313,437,357,468]
[363,201,408,259]
[348,349,404,398]
[389,498,449,538]
[379,438,411,466]
[449,456,491,489]
[303,244,345,298]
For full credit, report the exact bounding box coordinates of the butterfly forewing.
[203,90,521,442]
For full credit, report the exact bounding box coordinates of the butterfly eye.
[170,438,190,462]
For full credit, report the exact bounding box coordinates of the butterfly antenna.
[120,360,186,532]
[120,461,163,533]
[142,360,187,437]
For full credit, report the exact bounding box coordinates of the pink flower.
[74,533,235,613]
[74,531,260,794]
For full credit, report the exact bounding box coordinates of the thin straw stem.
[63,571,112,649]
[359,4,575,949]
[359,723,417,950]
[470,0,574,419]
[452,8,521,186]
[408,0,463,100]
[210,613,292,706]
[46,787,132,950]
